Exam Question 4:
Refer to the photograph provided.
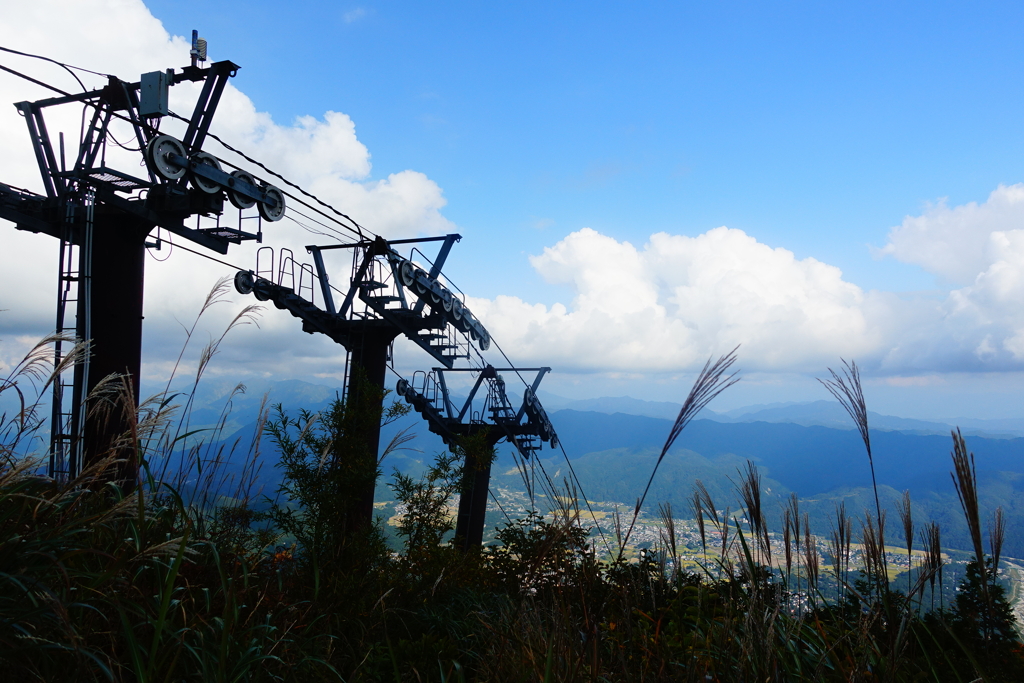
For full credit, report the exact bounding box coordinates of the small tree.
[390,449,462,563]
[267,371,409,573]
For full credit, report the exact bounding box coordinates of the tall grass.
[3,323,1023,681]
[618,347,739,559]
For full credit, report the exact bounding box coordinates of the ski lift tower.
[235,235,560,548]
[0,34,285,482]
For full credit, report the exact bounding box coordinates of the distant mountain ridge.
[149,378,1024,439]
[156,378,1024,557]
[539,393,1024,439]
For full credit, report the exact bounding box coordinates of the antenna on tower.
[0,41,276,483]
[0,43,563,550]
[190,30,208,67]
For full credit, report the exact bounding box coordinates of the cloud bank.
[472,184,1024,375]
[472,227,884,372]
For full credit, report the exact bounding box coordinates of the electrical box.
[139,70,169,118]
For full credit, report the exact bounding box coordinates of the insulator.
[197,38,208,61]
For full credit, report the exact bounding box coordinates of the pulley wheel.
[234,270,255,295]
[252,280,270,301]
[258,185,286,222]
[399,260,416,288]
[396,378,410,397]
[478,330,490,352]
[228,170,257,209]
[441,289,453,312]
[412,269,428,295]
[451,297,464,321]
[189,151,223,194]
[147,134,186,181]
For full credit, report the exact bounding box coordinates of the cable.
[147,228,173,262]
[0,45,108,80]
[0,45,93,92]
[165,111,370,240]
[159,236,247,272]
[212,146,366,242]
[484,332,610,555]
[287,204,359,243]
[0,62,70,97]
[557,438,613,558]
[1,54,368,251]
[488,488,515,528]
[4,49,590,547]
[0,56,365,248]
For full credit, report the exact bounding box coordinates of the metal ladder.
[48,191,93,481]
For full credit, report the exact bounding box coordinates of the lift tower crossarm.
[0,47,281,483]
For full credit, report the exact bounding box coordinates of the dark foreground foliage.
[1,334,1021,681]
[2,397,1022,682]
[2,458,1023,682]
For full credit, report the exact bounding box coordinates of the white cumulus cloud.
[0,0,452,382]
[471,227,886,373]
[872,183,1024,371]
[880,184,1024,285]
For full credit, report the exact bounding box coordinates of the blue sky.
[144,1,1024,298]
[5,1,1024,419]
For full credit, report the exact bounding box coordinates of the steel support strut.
[454,437,499,550]
[345,327,400,531]
[80,210,151,483]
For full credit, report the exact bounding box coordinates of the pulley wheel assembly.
[399,260,416,288]
[412,268,428,295]
[147,134,186,181]
[189,151,223,194]
[233,270,255,295]
[258,185,286,222]
[228,170,257,209]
